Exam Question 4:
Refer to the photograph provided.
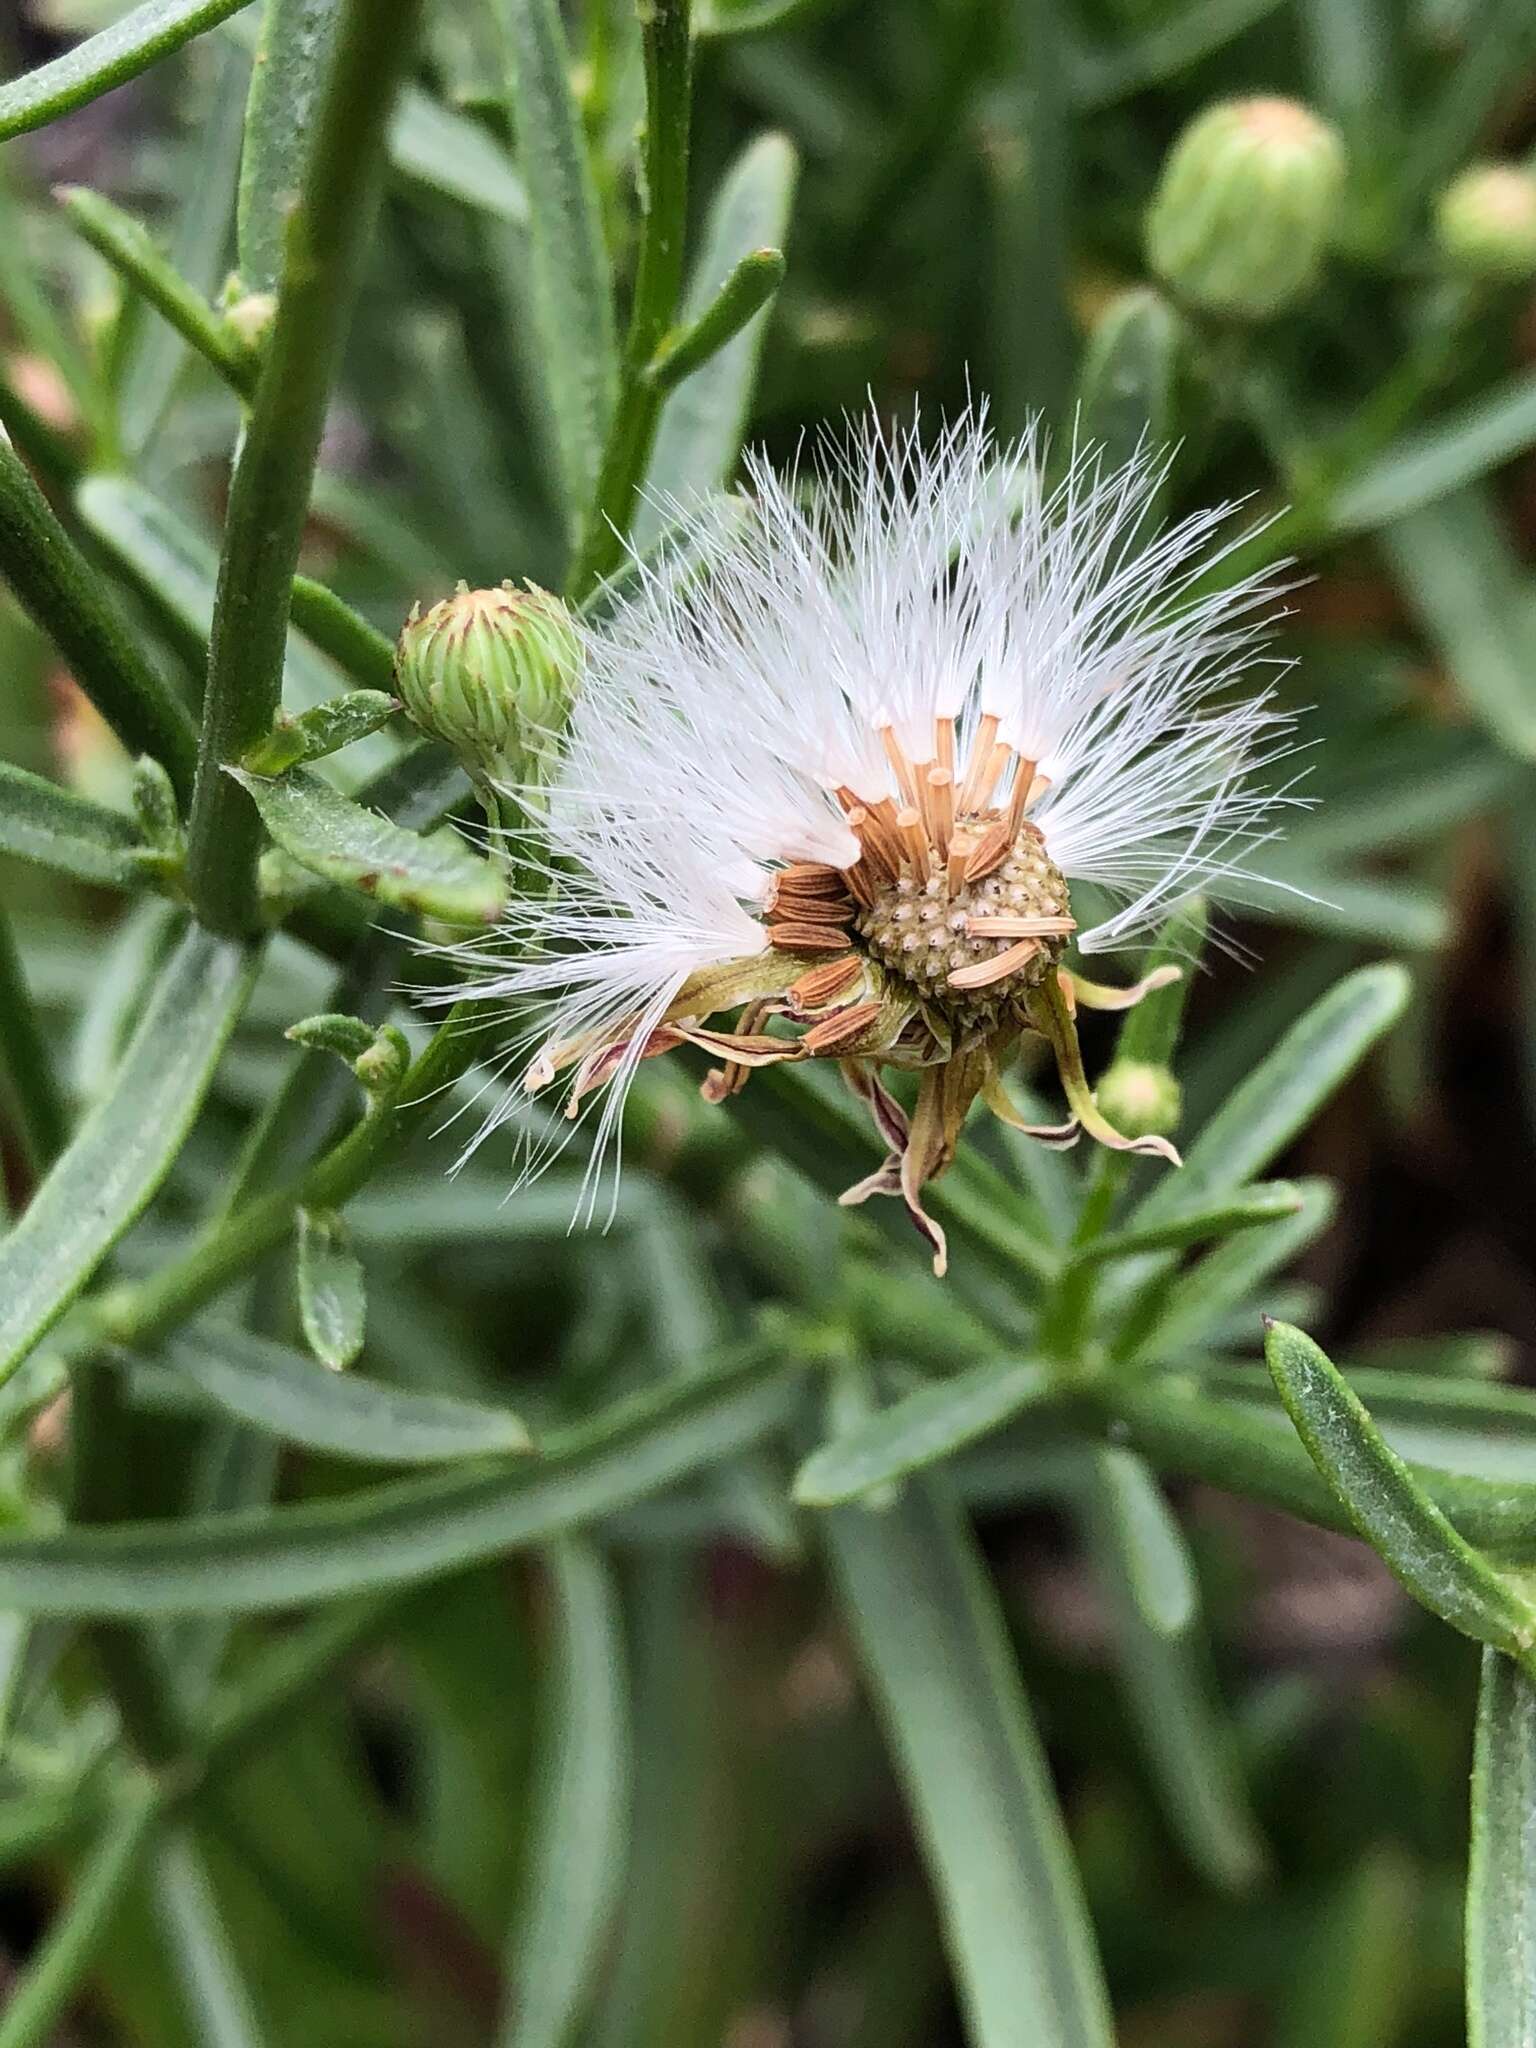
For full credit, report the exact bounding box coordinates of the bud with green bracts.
[1434,164,1536,284]
[395,582,581,793]
[1146,97,1346,322]
[1094,1059,1182,1141]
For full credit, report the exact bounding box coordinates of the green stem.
[0,903,68,1190]
[0,1774,162,2048]
[88,1001,488,1352]
[0,435,197,800]
[565,0,692,603]
[185,0,427,935]
[58,186,260,400]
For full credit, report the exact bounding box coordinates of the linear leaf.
[500,1539,630,2048]
[1080,1450,1266,1893]
[161,1324,532,1462]
[1332,371,1536,533]
[794,1360,1052,1507]
[1382,490,1536,760]
[489,0,616,522]
[1468,1648,1536,2048]
[0,1354,797,1614]
[1134,966,1408,1228]
[390,84,529,223]
[230,766,506,924]
[151,1832,267,2048]
[1074,287,1181,478]
[1122,1178,1337,1362]
[0,761,154,891]
[1076,1183,1303,1266]
[637,133,798,545]
[1088,1448,1194,1638]
[1264,1320,1536,1660]
[0,0,254,140]
[294,1207,366,1370]
[0,927,256,1382]
[822,1469,1114,2048]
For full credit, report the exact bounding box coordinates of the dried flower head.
[441,411,1298,1273]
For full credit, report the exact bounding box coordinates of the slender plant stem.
[565,0,693,602]
[0,435,197,799]
[0,903,68,1190]
[0,1774,162,2048]
[89,1001,489,1351]
[185,0,427,934]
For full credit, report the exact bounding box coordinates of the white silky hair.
[444,405,1302,1196]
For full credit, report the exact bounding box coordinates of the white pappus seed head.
[434,404,1304,1212]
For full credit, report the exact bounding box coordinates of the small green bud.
[1434,164,1536,283]
[1095,1060,1183,1140]
[1146,96,1346,321]
[395,581,581,787]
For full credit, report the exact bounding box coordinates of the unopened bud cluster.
[396,581,580,789]
[1146,97,1346,321]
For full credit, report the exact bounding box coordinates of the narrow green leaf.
[241,691,398,775]
[0,0,254,141]
[1264,1320,1536,1659]
[0,439,198,801]
[1134,966,1409,1228]
[390,84,529,223]
[500,1539,630,2048]
[237,0,340,298]
[822,1470,1114,2048]
[229,766,506,924]
[0,927,256,1382]
[1079,1450,1267,1893]
[644,248,786,393]
[1074,287,1182,476]
[0,1354,797,1613]
[1076,1183,1303,1266]
[151,1832,267,2048]
[489,0,616,522]
[794,1360,1053,1508]
[1217,860,1450,951]
[1382,490,1536,759]
[294,1208,366,1371]
[1088,1448,1194,1638]
[1468,1648,1536,2048]
[1120,1178,1337,1362]
[161,1324,532,1461]
[1332,371,1536,533]
[287,577,397,693]
[637,134,798,545]
[0,761,155,891]
[58,185,257,397]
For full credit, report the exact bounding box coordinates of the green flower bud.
[1095,1059,1183,1140]
[1434,164,1536,283]
[395,581,581,787]
[1146,97,1346,321]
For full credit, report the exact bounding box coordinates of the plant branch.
[0,903,68,1193]
[185,0,427,934]
[565,0,693,602]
